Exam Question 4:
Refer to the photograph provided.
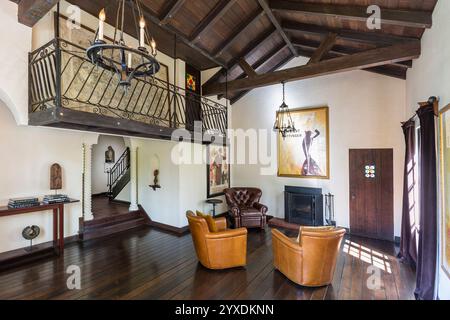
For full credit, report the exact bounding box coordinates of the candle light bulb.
[99,8,106,21]
[98,8,106,41]
[127,53,132,69]
[139,17,146,29]
[151,38,157,55]
[139,17,146,48]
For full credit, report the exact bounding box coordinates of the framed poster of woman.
[207,144,230,198]
[439,104,450,280]
[277,106,330,179]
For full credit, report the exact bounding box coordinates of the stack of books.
[8,197,40,209]
[43,194,70,204]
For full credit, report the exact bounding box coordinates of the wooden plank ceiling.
[58,0,437,103]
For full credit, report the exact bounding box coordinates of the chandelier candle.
[98,8,105,41]
[139,17,145,48]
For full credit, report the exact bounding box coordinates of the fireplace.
[285,186,324,226]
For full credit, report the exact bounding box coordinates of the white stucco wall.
[0,1,32,125]
[231,59,406,238]
[406,0,450,301]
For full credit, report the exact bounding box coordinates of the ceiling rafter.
[257,0,298,57]
[238,58,258,78]
[203,41,421,95]
[283,21,418,46]
[217,43,288,100]
[212,9,265,57]
[270,0,432,29]
[159,0,186,25]
[231,53,295,104]
[295,47,407,79]
[17,0,60,27]
[190,0,237,43]
[308,33,337,64]
[203,27,278,89]
[292,38,411,69]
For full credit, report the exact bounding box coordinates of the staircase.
[108,148,131,200]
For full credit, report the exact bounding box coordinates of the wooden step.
[80,214,148,242]
[84,211,142,229]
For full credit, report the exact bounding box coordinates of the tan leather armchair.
[272,226,346,287]
[186,211,248,270]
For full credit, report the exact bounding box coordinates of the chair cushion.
[196,211,218,233]
[240,208,263,217]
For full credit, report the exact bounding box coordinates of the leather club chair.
[272,226,346,287]
[186,211,248,270]
[224,188,268,229]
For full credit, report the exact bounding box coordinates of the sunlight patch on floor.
[343,240,392,274]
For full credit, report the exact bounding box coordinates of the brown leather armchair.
[186,211,248,269]
[272,226,346,287]
[224,188,268,229]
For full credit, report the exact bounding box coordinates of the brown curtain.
[414,104,438,300]
[398,119,418,266]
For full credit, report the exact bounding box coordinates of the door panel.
[349,149,394,241]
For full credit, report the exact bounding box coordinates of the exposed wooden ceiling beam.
[283,21,418,46]
[128,1,227,68]
[226,28,278,69]
[204,27,277,93]
[295,47,407,80]
[238,58,258,78]
[17,0,59,27]
[257,0,297,57]
[308,33,337,64]
[203,41,420,95]
[292,38,412,69]
[159,0,186,25]
[231,53,295,104]
[217,43,288,100]
[212,9,264,57]
[190,0,237,43]
[270,0,432,29]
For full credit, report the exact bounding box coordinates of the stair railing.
[108,147,131,195]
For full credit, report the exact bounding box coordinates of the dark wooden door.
[349,149,394,241]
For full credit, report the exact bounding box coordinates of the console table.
[0,199,79,270]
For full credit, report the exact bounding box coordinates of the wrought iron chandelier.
[86,0,160,89]
[273,81,296,139]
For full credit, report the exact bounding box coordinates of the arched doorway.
[91,135,131,220]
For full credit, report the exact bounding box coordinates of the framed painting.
[207,144,230,198]
[439,104,450,280]
[277,106,330,179]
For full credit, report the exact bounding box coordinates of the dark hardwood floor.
[92,195,131,220]
[0,227,416,300]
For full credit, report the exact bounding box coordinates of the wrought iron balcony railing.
[29,38,227,139]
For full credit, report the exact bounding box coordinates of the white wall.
[406,0,450,300]
[92,135,126,195]
[0,101,87,252]
[231,59,406,238]
[0,1,32,125]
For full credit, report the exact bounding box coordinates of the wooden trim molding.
[147,220,190,236]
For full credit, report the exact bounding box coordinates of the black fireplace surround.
[285,186,324,226]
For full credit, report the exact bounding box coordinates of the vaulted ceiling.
[16,0,438,104]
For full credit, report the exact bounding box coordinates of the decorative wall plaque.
[50,163,62,190]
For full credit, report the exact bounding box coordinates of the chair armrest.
[205,228,247,240]
[214,217,227,232]
[271,229,302,253]
[253,203,268,214]
[229,206,241,217]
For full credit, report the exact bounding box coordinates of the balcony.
[28,38,227,141]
